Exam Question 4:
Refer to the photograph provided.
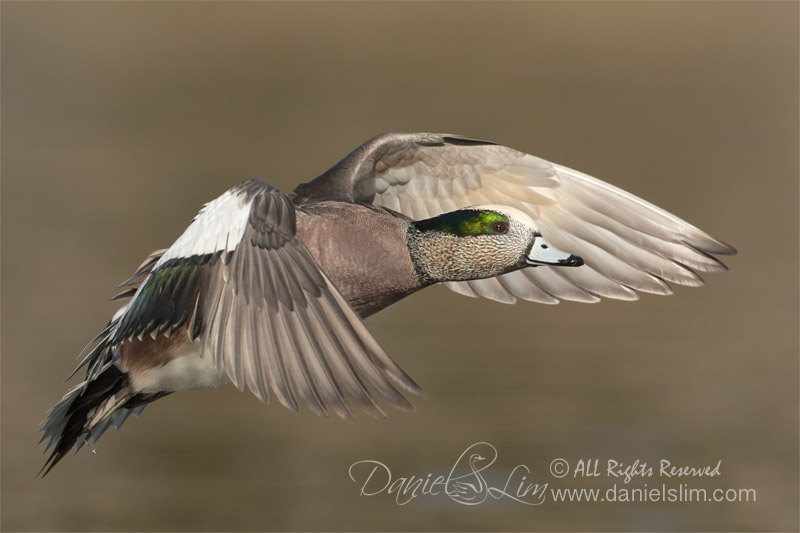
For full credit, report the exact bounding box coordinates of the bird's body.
[296,202,420,317]
[122,202,418,394]
[40,132,735,475]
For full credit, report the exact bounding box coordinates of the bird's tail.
[38,365,159,477]
[39,249,172,477]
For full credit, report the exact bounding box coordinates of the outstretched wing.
[113,178,424,421]
[293,133,736,304]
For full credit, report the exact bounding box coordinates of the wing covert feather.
[119,178,423,419]
[294,133,735,304]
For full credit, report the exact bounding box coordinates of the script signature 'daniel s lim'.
[348,442,547,506]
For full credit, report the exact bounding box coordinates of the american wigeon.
[40,132,735,475]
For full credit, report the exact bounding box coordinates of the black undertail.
[39,365,170,477]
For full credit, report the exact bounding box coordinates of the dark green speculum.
[409,210,509,237]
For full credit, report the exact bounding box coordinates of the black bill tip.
[559,254,584,267]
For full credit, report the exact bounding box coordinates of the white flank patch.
[131,346,230,393]
[156,190,253,266]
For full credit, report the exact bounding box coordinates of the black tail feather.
[39,366,129,477]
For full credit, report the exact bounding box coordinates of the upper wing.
[112,178,424,421]
[293,133,736,304]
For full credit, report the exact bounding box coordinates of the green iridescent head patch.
[410,210,509,237]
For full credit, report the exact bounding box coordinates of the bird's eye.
[492,221,508,234]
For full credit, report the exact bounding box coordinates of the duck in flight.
[40,132,735,475]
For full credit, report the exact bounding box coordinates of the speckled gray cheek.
[406,229,530,285]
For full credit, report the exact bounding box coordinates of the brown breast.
[295,201,422,318]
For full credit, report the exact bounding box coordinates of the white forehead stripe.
[156,191,252,267]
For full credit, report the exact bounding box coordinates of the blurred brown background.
[2,2,797,531]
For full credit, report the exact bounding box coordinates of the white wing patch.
[156,190,253,266]
[114,189,254,337]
